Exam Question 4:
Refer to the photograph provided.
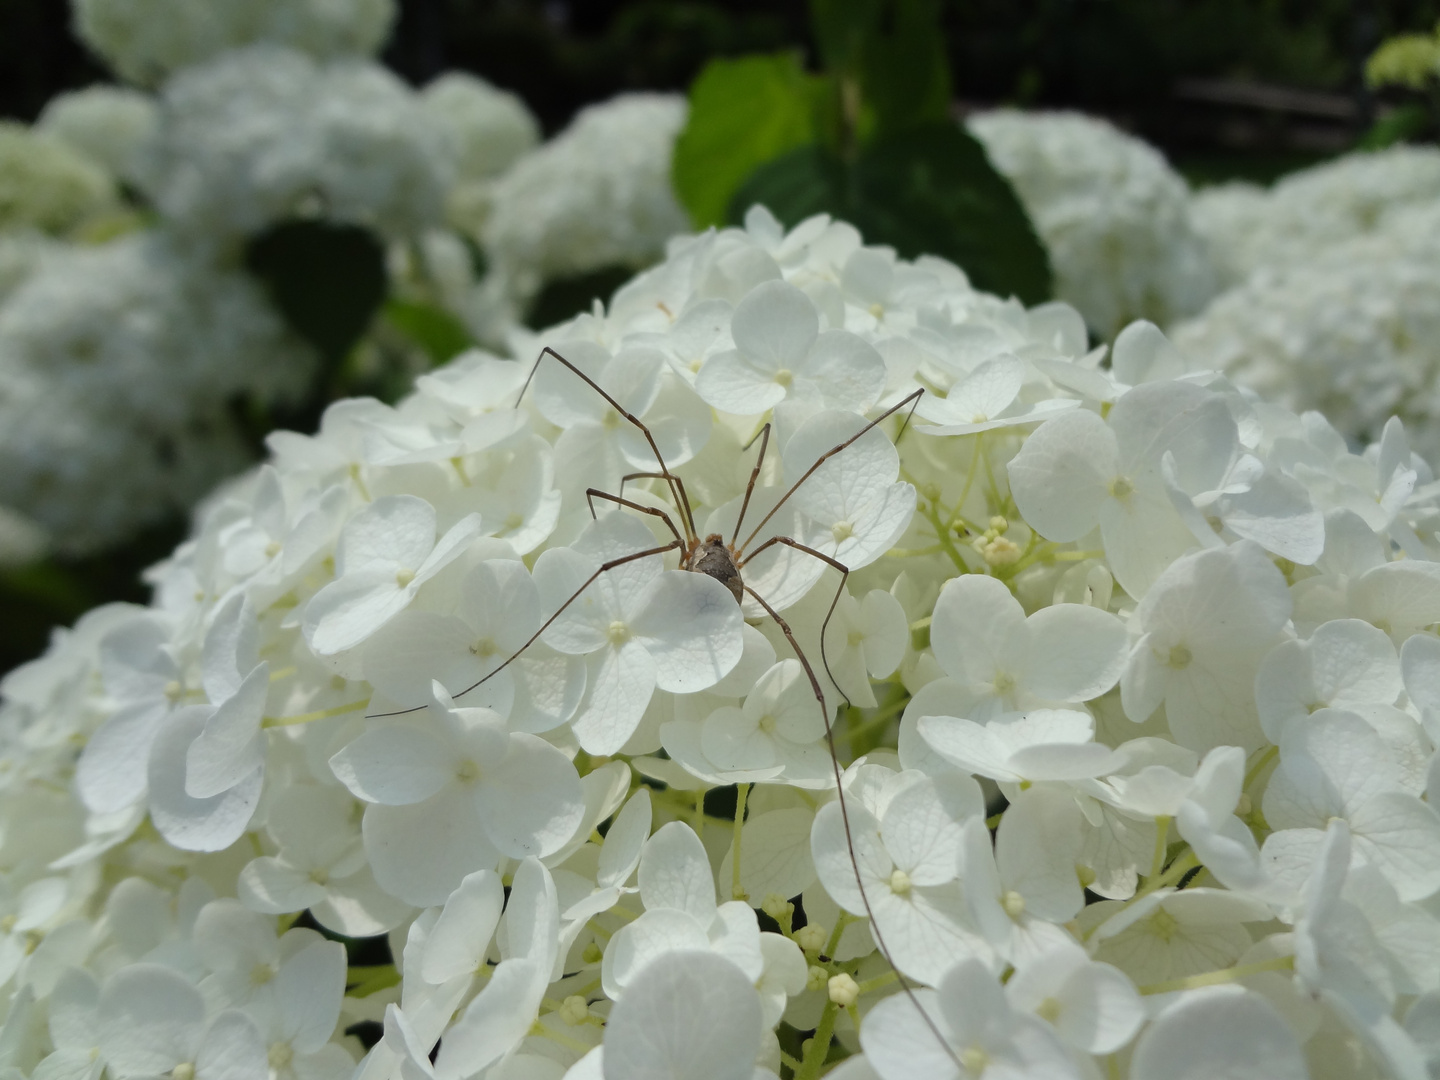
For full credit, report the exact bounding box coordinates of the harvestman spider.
[377,345,960,1065]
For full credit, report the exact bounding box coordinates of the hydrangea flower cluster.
[72,0,397,86]
[1178,148,1440,458]
[35,86,159,185]
[965,109,1219,338]
[420,73,541,239]
[1174,205,1440,461]
[0,121,117,236]
[1190,145,1440,289]
[0,0,512,553]
[0,232,315,553]
[3,207,1438,1080]
[136,44,455,249]
[480,93,691,317]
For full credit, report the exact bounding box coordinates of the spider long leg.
[736,389,925,556]
[517,346,698,543]
[615,471,696,536]
[585,489,686,548]
[730,423,772,548]
[742,583,963,1072]
[367,539,685,718]
[739,535,850,708]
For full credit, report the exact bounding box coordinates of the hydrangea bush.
[72,0,398,86]
[1174,203,1440,462]
[0,0,549,556]
[1189,145,1440,290]
[479,93,691,319]
[965,110,1219,339]
[3,207,1438,1080]
[1180,149,1440,461]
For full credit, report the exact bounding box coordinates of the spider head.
[687,534,744,604]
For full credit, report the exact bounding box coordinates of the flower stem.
[1148,816,1171,879]
[1138,953,1294,995]
[262,697,371,728]
[731,783,750,901]
[1084,849,1199,941]
[796,1001,839,1080]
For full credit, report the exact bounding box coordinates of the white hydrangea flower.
[481,93,690,311]
[967,109,1219,337]
[2,204,1437,1080]
[35,85,158,181]
[137,45,453,245]
[73,0,397,86]
[418,71,539,236]
[0,121,116,235]
[0,232,315,553]
[1190,144,1440,288]
[1172,223,1440,460]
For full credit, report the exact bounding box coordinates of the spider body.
[685,533,743,604]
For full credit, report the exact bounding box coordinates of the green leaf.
[526,265,637,330]
[809,0,951,136]
[383,298,474,365]
[1357,102,1431,150]
[245,220,389,364]
[672,52,821,228]
[729,122,1052,306]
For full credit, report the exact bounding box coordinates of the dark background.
[7,0,1440,179]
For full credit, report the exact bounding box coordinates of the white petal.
[423,870,503,985]
[335,496,436,576]
[149,708,262,853]
[731,280,818,372]
[695,349,788,415]
[186,663,269,800]
[195,1013,266,1080]
[329,726,454,807]
[718,807,817,905]
[602,909,710,998]
[639,821,716,921]
[569,643,656,755]
[1025,603,1128,703]
[304,570,411,657]
[860,987,956,1080]
[275,941,345,1052]
[633,572,744,693]
[97,964,204,1076]
[474,734,584,858]
[602,951,762,1080]
[1008,408,1117,542]
[362,794,500,908]
[237,858,326,915]
[76,700,164,813]
[880,778,966,887]
[1129,986,1306,1080]
[811,801,890,916]
[435,958,544,1077]
[801,330,886,412]
[597,789,652,891]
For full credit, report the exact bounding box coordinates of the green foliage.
[675,0,1050,303]
[1360,102,1434,148]
[731,124,1051,304]
[810,0,951,135]
[528,266,646,330]
[245,220,389,365]
[671,53,821,228]
[383,298,474,365]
